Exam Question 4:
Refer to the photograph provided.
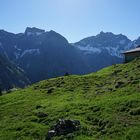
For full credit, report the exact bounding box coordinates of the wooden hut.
[123,46,140,63]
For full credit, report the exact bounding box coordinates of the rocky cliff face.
[0,28,139,84]
[73,31,134,58]
[0,54,30,90]
[0,27,88,83]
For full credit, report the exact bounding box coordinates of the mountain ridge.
[73,31,135,58]
[0,27,140,85]
[0,27,89,83]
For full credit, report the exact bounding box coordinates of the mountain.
[0,54,30,90]
[0,58,140,139]
[73,31,137,72]
[0,27,89,83]
[133,37,140,47]
[73,31,134,58]
[0,28,139,84]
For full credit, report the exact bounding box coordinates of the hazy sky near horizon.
[0,0,140,42]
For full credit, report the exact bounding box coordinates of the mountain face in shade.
[72,31,139,71]
[0,54,30,90]
[0,28,139,85]
[0,27,89,83]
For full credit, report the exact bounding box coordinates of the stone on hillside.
[46,119,80,140]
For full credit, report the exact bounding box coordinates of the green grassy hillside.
[0,58,140,140]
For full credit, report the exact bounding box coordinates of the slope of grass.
[0,58,140,140]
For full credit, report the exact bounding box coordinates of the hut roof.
[123,46,140,54]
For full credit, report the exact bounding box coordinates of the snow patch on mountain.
[75,43,132,58]
[14,52,21,59]
[20,49,40,58]
[77,45,101,54]
[26,32,43,36]
[119,40,126,45]
[14,45,21,51]
[105,46,124,58]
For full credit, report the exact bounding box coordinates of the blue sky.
[0,0,140,42]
